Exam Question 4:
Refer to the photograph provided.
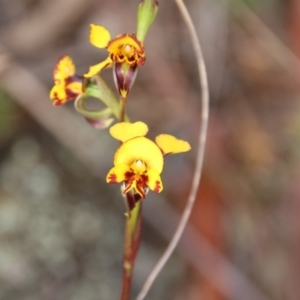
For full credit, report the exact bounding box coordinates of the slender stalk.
[136,0,209,298]
[120,96,128,122]
[120,197,142,300]
[118,87,142,299]
[94,75,130,121]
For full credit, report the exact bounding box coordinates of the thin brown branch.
[136,0,210,298]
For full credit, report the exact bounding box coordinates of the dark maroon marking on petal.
[64,77,74,86]
[109,53,115,61]
[123,180,134,194]
[118,56,126,63]
[113,62,138,94]
[64,76,83,91]
[107,173,118,183]
[52,91,65,106]
[123,65,138,93]
[127,56,135,63]
[72,74,84,82]
[136,185,145,199]
[64,77,72,86]
[63,74,82,85]
[136,180,146,199]
[53,99,64,106]
[124,171,135,180]
[65,89,78,100]
[134,193,142,202]
[141,174,148,181]
[153,180,161,193]
[113,63,124,95]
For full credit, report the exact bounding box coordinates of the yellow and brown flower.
[84,25,145,78]
[50,55,83,106]
[106,122,191,204]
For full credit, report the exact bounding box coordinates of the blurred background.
[0,0,299,299]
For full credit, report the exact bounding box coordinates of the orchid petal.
[155,134,191,155]
[89,24,111,48]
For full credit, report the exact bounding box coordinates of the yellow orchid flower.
[106,122,191,200]
[84,24,145,78]
[50,55,83,106]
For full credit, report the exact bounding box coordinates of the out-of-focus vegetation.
[0,0,300,299]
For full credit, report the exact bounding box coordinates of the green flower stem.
[121,200,142,300]
[120,96,127,122]
[118,82,141,299]
[91,76,129,121]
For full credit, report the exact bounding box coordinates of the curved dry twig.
[136,0,209,299]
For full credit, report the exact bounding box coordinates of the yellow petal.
[53,55,76,82]
[146,169,163,193]
[155,134,191,155]
[114,136,164,174]
[89,24,111,48]
[109,122,148,142]
[67,81,83,94]
[106,164,131,183]
[49,84,67,103]
[49,85,59,99]
[84,57,113,78]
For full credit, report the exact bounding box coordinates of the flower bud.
[136,0,159,42]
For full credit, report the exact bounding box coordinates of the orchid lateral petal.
[155,134,191,155]
[146,169,163,193]
[49,84,67,105]
[89,24,111,48]
[106,164,132,183]
[50,83,78,106]
[84,57,113,78]
[50,55,83,106]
